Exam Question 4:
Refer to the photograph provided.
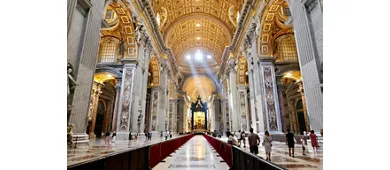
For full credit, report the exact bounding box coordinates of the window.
[283,7,291,16]
[105,9,113,19]
[98,40,117,63]
[276,35,298,62]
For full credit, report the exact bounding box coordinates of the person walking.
[240,131,246,148]
[300,136,307,156]
[105,131,110,145]
[263,131,273,161]
[309,130,319,154]
[286,129,295,157]
[248,128,260,155]
[226,131,239,147]
[111,131,116,143]
[165,130,169,140]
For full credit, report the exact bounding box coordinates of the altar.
[190,96,208,131]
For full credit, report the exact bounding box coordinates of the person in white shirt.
[227,131,239,146]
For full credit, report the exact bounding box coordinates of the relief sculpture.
[120,69,133,130]
[264,66,278,131]
[151,90,158,131]
[240,92,247,131]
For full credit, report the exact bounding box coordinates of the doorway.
[296,99,306,134]
[94,101,105,138]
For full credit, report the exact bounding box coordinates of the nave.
[153,136,229,170]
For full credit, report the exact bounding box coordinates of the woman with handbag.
[263,131,273,161]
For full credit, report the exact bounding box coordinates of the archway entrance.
[94,101,105,138]
[190,96,208,131]
[296,99,307,135]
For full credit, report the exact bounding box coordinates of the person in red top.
[309,130,319,154]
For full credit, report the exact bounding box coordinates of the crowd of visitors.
[222,128,320,162]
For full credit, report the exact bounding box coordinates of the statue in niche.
[135,20,145,44]
[119,42,127,56]
[67,62,78,98]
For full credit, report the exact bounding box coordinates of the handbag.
[266,137,272,147]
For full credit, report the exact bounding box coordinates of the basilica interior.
[67,0,322,169]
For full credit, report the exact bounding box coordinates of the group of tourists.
[160,130,172,140]
[104,131,116,144]
[225,128,320,161]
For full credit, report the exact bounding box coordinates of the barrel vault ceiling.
[152,0,245,74]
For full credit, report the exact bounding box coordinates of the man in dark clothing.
[286,129,295,157]
[248,128,260,155]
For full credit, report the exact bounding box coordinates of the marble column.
[169,99,176,131]
[213,95,222,131]
[227,59,239,132]
[149,87,160,133]
[258,59,283,134]
[68,0,105,144]
[176,94,185,133]
[297,81,311,132]
[246,41,266,134]
[111,80,121,132]
[290,0,323,132]
[89,82,102,137]
[277,84,288,132]
[138,43,152,135]
[157,66,169,132]
[237,85,250,132]
[116,63,136,140]
[221,99,229,133]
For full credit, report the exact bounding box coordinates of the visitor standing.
[165,130,169,140]
[105,131,110,145]
[237,130,242,146]
[111,131,116,143]
[263,131,272,161]
[248,128,260,155]
[286,129,295,157]
[169,131,172,138]
[309,130,319,154]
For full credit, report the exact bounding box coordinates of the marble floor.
[153,136,229,170]
[219,137,323,170]
[67,134,181,167]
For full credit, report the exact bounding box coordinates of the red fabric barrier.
[149,135,194,168]
[203,134,232,168]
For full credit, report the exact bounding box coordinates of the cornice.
[133,0,182,80]
[217,0,257,80]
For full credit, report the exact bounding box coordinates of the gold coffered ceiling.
[152,0,245,71]
[152,0,244,34]
[168,19,230,64]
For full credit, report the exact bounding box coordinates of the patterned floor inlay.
[153,136,229,170]
[168,164,216,168]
